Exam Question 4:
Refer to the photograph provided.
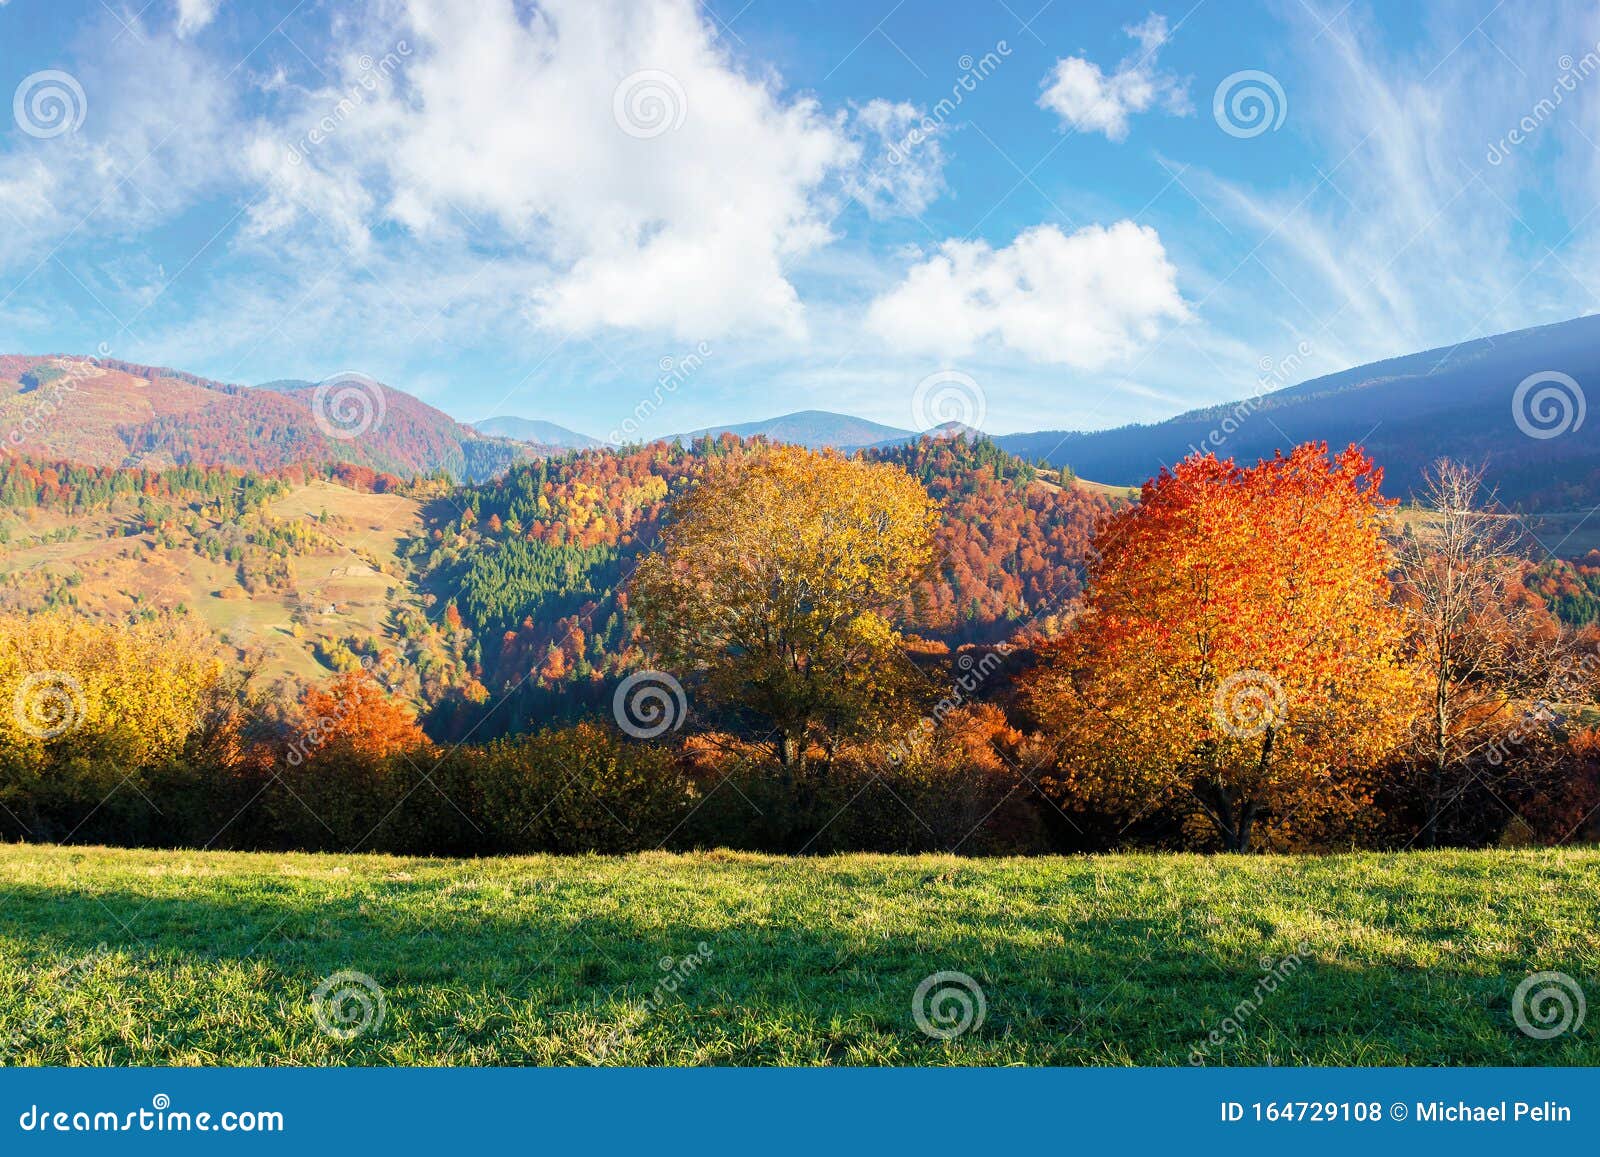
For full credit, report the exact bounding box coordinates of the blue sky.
[2,0,1599,440]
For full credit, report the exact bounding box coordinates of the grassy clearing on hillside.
[0,844,1595,1066]
[0,481,427,685]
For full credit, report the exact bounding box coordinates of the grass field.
[0,844,1595,1066]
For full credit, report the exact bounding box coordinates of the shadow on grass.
[0,876,1593,1066]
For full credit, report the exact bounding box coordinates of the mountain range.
[993,314,1600,509]
[4,313,1598,511]
[671,410,914,449]
[475,409,918,451]
[471,415,604,450]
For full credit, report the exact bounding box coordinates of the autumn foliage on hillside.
[2,432,1596,857]
[422,434,1115,726]
[1523,551,1600,625]
[865,437,1107,639]
[0,454,403,515]
[0,354,517,481]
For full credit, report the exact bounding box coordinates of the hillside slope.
[0,355,533,481]
[473,415,602,450]
[0,462,469,700]
[998,314,1600,509]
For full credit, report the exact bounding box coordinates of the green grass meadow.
[0,843,1595,1066]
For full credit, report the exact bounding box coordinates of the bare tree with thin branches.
[1395,459,1578,845]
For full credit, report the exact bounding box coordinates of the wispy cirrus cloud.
[1180,1,1598,382]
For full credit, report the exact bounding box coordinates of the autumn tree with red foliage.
[297,669,431,763]
[1028,443,1416,851]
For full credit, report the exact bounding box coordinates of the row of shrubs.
[2,612,1595,855]
[0,721,1050,856]
[4,715,1597,856]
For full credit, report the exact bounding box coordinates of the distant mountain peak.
[472,415,602,450]
[672,410,915,450]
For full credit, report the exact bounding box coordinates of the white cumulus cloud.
[865,220,1190,368]
[175,0,220,37]
[244,0,859,341]
[1038,12,1190,141]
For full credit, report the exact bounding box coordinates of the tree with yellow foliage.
[0,611,226,764]
[0,611,229,838]
[633,444,939,770]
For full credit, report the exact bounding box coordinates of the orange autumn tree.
[298,669,431,763]
[1027,443,1415,852]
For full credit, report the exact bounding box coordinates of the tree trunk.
[1234,802,1256,854]
[1426,668,1449,848]
[1199,781,1255,853]
[778,731,803,780]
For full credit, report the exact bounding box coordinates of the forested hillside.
[0,455,474,703]
[0,355,535,481]
[411,434,1114,736]
[0,435,1118,734]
